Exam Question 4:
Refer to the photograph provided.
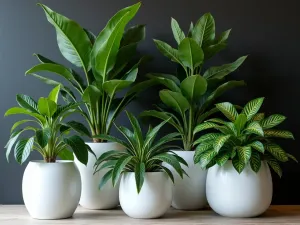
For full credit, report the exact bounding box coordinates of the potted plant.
[193,97,296,217]
[140,13,247,210]
[25,3,154,209]
[94,111,187,219]
[4,86,90,219]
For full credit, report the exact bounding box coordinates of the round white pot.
[22,160,81,220]
[74,142,124,209]
[206,161,273,218]
[166,150,207,210]
[119,172,172,219]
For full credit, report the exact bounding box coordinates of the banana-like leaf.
[232,156,245,173]
[16,94,39,113]
[213,135,231,152]
[171,18,185,44]
[135,162,145,193]
[38,97,57,117]
[159,90,189,116]
[216,102,238,122]
[14,137,34,164]
[64,135,88,165]
[103,80,132,97]
[112,155,134,186]
[237,146,251,163]
[36,128,51,148]
[244,121,264,136]
[147,74,180,92]
[48,85,61,103]
[192,13,215,47]
[5,107,46,125]
[264,129,294,139]
[250,151,261,173]
[261,114,286,129]
[249,141,264,153]
[121,24,145,46]
[265,143,288,162]
[203,42,227,60]
[82,85,101,108]
[153,39,182,64]
[147,73,180,85]
[241,97,264,121]
[178,38,204,69]
[65,121,91,137]
[180,75,207,102]
[216,29,231,43]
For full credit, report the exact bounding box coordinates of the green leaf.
[178,38,204,69]
[91,3,141,80]
[99,169,113,190]
[194,133,222,145]
[237,146,251,163]
[64,135,88,165]
[16,94,39,113]
[197,149,217,169]
[152,153,183,178]
[103,80,132,97]
[265,143,288,162]
[234,114,247,134]
[58,148,74,160]
[36,128,51,148]
[252,113,265,122]
[215,151,231,166]
[153,39,181,64]
[261,114,286,129]
[241,97,264,121]
[82,85,101,108]
[38,97,57,117]
[121,24,145,46]
[205,118,227,125]
[135,162,145,193]
[84,28,96,45]
[203,56,247,80]
[48,85,61,103]
[10,120,36,133]
[112,156,133,186]
[65,121,91,137]
[216,102,238,122]
[180,75,207,102]
[250,141,265,153]
[203,42,227,60]
[244,121,264,136]
[213,135,231,153]
[250,151,261,173]
[266,156,282,178]
[93,134,129,150]
[232,156,245,173]
[38,4,91,71]
[264,129,294,139]
[5,107,46,124]
[5,130,25,162]
[286,153,298,163]
[194,142,213,163]
[159,165,174,183]
[171,18,185,44]
[126,111,143,149]
[14,137,34,164]
[147,73,180,92]
[159,90,189,116]
[192,13,215,46]
[193,122,220,135]
[144,119,170,149]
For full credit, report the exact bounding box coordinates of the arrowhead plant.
[26,3,154,143]
[141,13,247,151]
[4,86,91,164]
[193,97,297,177]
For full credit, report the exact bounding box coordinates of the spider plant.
[4,86,91,164]
[193,97,297,176]
[94,112,187,193]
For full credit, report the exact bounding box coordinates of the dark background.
[1,0,299,204]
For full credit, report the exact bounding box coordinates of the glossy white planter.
[22,160,81,219]
[166,150,207,210]
[74,142,124,209]
[206,161,273,217]
[119,172,172,219]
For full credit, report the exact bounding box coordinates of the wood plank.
[0,205,299,224]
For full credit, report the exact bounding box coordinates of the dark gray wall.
[1,0,299,204]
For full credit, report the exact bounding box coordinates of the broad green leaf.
[216,102,238,121]
[216,29,231,43]
[14,137,34,164]
[244,121,264,136]
[38,97,57,117]
[5,107,46,124]
[266,156,282,178]
[203,56,247,80]
[99,169,113,189]
[194,133,222,145]
[153,39,181,64]
[146,73,180,86]
[192,13,215,46]
[121,24,145,46]
[215,151,230,166]
[213,135,231,153]
[171,18,185,44]
[48,85,61,103]
[16,94,39,113]
[197,149,217,169]
[178,38,204,69]
[84,28,96,45]
[127,79,157,96]
[232,156,245,173]
[180,75,207,102]
[261,114,286,129]
[82,85,101,108]
[91,3,141,80]
[206,159,217,169]
[241,97,264,121]
[135,162,145,193]
[203,42,226,60]
[286,153,298,163]
[52,102,81,119]
[264,129,294,139]
[250,151,261,173]
[11,120,36,133]
[64,135,88,165]
[234,114,247,134]
[5,130,26,162]
[194,143,213,163]
[147,74,180,92]
[58,148,74,160]
[122,68,138,82]
[159,90,189,116]
[112,156,134,186]
[38,4,91,71]
[223,122,237,136]
[250,141,265,153]
[95,160,118,173]
[103,80,132,97]
[265,143,288,162]
[252,113,265,122]
[193,122,220,135]
[65,121,91,137]
[237,146,251,163]
[36,128,51,148]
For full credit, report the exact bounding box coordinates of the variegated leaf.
[194,133,222,145]
[252,113,265,122]
[265,143,288,162]
[261,114,286,129]
[264,129,294,139]
[286,153,298,163]
[216,102,238,122]
[205,118,226,124]
[244,121,264,136]
[224,122,237,136]
[193,122,220,135]
[194,142,213,164]
[206,159,217,169]
[241,97,264,121]
[231,148,237,159]
[237,146,251,163]
[198,149,218,169]
[213,135,231,153]
[232,156,245,173]
[249,141,264,153]
[250,151,261,173]
[266,156,282,177]
[215,151,230,166]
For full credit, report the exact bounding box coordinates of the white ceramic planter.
[22,160,81,220]
[74,142,124,209]
[206,161,273,218]
[119,172,172,219]
[166,150,207,210]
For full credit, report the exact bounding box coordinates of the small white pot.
[119,172,172,219]
[74,142,124,209]
[206,161,273,217]
[22,160,81,219]
[166,150,207,210]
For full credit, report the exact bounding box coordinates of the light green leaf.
[213,135,231,153]
[250,151,261,173]
[14,137,34,164]
[178,38,204,69]
[205,118,226,124]
[244,121,264,136]
[261,114,286,129]
[234,114,247,134]
[264,129,294,139]
[38,97,57,117]
[193,122,220,135]
[10,120,36,133]
[215,151,231,166]
[171,18,185,44]
[237,146,251,163]
[194,142,213,163]
[103,80,132,97]
[82,85,101,108]
[265,143,288,162]
[242,97,264,121]
[58,148,74,160]
[5,107,46,124]
[16,94,39,113]
[159,90,189,116]
[250,141,265,153]
[232,156,245,173]
[194,133,222,145]
[197,149,217,169]
[48,85,61,103]
[192,13,215,46]
[153,39,181,64]
[135,162,145,193]
[180,75,207,102]
[216,102,238,121]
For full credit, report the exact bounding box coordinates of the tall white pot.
[22,160,81,219]
[206,161,273,217]
[119,172,172,219]
[167,150,207,210]
[74,142,124,209]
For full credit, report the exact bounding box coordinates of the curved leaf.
[159,90,189,116]
[180,75,207,102]
[237,146,251,163]
[159,165,174,183]
[135,162,145,193]
[232,156,245,173]
[58,148,74,160]
[252,113,265,122]
[103,80,132,97]
[266,155,282,178]
[64,135,88,165]
[147,74,180,92]
[82,85,101,108]
[38,97,57,117]
[241,97,264,121]
[250,151,261,173]
[48,85,61,103]
[197,149,217,169]
[65,121,91,137]
[193,122,220,135]
[178,38,204,69]
[14,137,34,164]
[215,151,231,166]
[216,102,238,121]
[112,155,133,186]
[121,24,145,46]
[250,141,265,153]
[5,107,46,124]
[213,135,231,153]
[234,114,247,134]
[265,143,288,162]
[192,13,215,47]
[264,129,294,139]
[10,120,36,133]
[244,121,264,136]
[194,133,222,145]
[152,153,183,178]
[261,114,286,129]
[153,39,181,64]
[171,18,185,44]
[99,169,113,190]
[16,94,39,113]
[36,128,51,148]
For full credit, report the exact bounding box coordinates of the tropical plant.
[4,85,91,164]
[193,97,296,176]
[26,3,154,143]
[93,111,187,193]
[140,13,247,151]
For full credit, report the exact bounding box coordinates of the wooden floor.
[0,205,299,224]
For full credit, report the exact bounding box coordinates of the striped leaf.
[193,122,220,135]
[112,156,134,186]
[237,146,251,163]
[194,142,213,163]
[234,114,247,134]
[231,148,237,159]
[205,118,226,124]
[244,121,264,136]
[286,153,298,163]
[213,135,231,152]
[215,151,230,166]
[36,128,51,148]
[250,141,265,153]
[14,137,34,164]
[266,157,282,178]
[252,113,265,122]
[224,122,238,136]
[152,154,183,178]
[232,156,246,173]
[265,143,288,162]
[198,149,218,169]
[261,114,286,129]
[264,129,294,139]
[194,133,222,145]
[206,159,217,169]
[250,151,261,173]
[135,162,145,193]
[16,94,39,113]
[216,102,238,121]
[241,97,264,121]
